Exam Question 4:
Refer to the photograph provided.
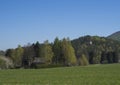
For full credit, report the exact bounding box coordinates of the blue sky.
[0,0,120,50]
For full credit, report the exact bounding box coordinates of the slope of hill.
[107,31,120,41]
[71,35,120,64]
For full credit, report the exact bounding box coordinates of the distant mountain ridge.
[107,31,120,41]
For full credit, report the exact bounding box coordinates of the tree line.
[5,38,78,68]
[2,35,120,69]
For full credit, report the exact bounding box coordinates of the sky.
[0,0,120,50]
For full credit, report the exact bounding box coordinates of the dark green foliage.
[52,37,62,64]
[5,49,15,58]
[100,51,108,64]
[113,51,119,63]
[107,52,114,63]
[72,35,120,65]
[31,63,64,69]
[89,49,101,64]
[33,41,41,57]
[22,44,35,68]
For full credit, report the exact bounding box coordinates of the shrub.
[78,54,89,66]
[30,63,64,69]
[0,56,14,69]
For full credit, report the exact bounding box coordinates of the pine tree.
[34,41,41,57]
[53,37,62,64]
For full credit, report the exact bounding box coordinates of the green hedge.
[30,63,64,69]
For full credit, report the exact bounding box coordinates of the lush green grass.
[0,64,120,85]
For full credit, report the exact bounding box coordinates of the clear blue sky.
[0,0,120,50]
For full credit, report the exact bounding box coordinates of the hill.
[107,31,120,41]
[71,35,120,64]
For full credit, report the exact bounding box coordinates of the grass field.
[0,64,120,85]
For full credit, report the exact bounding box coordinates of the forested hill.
[71,35,120,64]
[108,31,120,41]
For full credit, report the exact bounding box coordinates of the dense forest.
[0,33,120,69]
[72,35,120,64]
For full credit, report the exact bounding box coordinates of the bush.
[78,54,89,66]
[30,63,64,69]
[0,56,14,69]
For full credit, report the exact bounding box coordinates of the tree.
[61,38,77,66]
[89,49,101,64]
[5,49,15,58]
[22,44,35,68]
[40,40,54,64]
[5,45,24,67]
[78,54,89,66]
[52,37,62,64]
[107,52,114,63]
[34,41,41,57]
[100,51,108,64]
[14,45,24,67]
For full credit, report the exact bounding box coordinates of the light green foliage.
[41,40,54,64]
[0,64,120,85]
[79,54,89,66]
[61,38,77,65]
[13,45,24,67]
[5,45,24,67]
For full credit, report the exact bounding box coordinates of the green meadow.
[0,64,120,85]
